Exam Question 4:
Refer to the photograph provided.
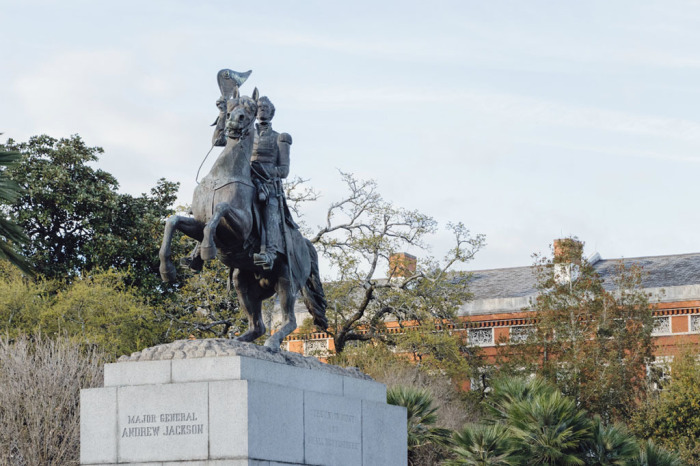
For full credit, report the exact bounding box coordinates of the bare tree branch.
[310,172,485,354]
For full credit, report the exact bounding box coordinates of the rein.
[195,144,215,185]
[195,125,252,185]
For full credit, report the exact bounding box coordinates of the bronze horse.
[159,89,327,350]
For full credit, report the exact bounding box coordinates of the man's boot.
[253,250,276,271]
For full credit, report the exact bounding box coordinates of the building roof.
[460,252,700,316]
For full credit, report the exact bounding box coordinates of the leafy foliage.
[498,239,655,423]
[637,440,684,466]
[485,377,591,465]
[483,376,558,423]
[0,262,164,358]
[583,417,639,466]
[387,385,452,465]
[0,261,53,338]
[394,321,483,383]
[450,377,682,466]
[506,390,592,465]
[0,150,33,274]
[444,423,521,466]
[2,134,184,300]
[632,350,700,464]
[41,269,166,357]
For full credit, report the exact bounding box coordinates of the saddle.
[244,194,299,255]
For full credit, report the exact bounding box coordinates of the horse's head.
[225,88,259,140]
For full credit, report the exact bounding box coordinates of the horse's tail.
[302,239,328,331]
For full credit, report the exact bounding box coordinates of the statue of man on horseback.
[210,74,294,271]
[159,69,327,351]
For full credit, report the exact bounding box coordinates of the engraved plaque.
[117,383,208,463]
[304,392,362,466]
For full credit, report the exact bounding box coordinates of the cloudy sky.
[3,0,700,273]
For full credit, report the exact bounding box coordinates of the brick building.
[283,243,700,368]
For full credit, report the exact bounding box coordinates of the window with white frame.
[509,326,534,344]
[304,339,329,357]
[652,316,671,336]
[690,315,700,333]
[468,328,494,346]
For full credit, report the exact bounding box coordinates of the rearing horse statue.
[158,88,327,350]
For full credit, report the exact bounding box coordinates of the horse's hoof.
[234,331,258,343]
[263,338,281,352]
[200,245,217,260]
[159,262,177,282]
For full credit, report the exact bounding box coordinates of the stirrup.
[253,252,276,270]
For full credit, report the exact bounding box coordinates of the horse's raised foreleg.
[231,269,267,342]
[201,202,230,260]
[264,277,297,351]
[159,215,205,282]
[201,201,251,261]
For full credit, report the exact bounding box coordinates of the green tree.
[632,350,700,464]
[494,380,592,465]
[387,385,452,465]
[394,321,483,384]
[40,269,166,357]
[637,440,683,466]
[0,149,32,274]
[583,418,639,466]
[0,261,52,338]
[499,239,655,423]
[458,377,592,465]
[482,376,558,422]
[444,423,521,466]
[311,172,485,355]
[0,261,163,358]
[2,135,183,299]
[452,377,680,466]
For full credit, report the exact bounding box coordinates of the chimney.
[389,252,417,278]
[553,238,583,265]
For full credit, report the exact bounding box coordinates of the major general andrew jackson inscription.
[121,412,204,438]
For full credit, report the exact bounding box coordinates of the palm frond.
[582,417,638,465]
[444,423,522,466]
[638,440,683,466]
[388,385,451,448]
[0,149,33,275]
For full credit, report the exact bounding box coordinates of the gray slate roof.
[466,252,700,302]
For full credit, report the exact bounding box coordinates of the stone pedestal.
[80,340,407,466]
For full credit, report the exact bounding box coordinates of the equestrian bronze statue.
[159,70,327,350]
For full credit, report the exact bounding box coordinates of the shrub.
[0,335,104,465]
